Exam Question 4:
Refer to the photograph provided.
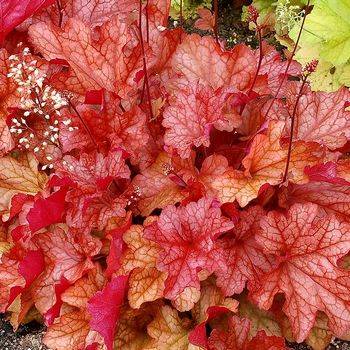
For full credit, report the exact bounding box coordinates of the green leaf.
[290,0,350,91]
[170,0,212,20]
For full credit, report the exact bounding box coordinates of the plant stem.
[263,0,310,120]
[68,99,98,149]
[282,75,308,183]
[145,0,150,43]
[138,0,154,120]
[213,0,219,43]
[56,0,63,27]
[179,0,183,28]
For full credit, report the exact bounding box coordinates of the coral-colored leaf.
[44,309,91,350]
[287,85,350,150]
[128,267,166,309]
[279,182,350,223]
[36,0,138,28]
[132,152,196,215]
[163,82,231,158]
[0,253,25,312]
[0,49,20,155]
[208,315,251,350]
[88,275,128,350]
[247,330,288,350]
[121,224,160,272]
[189,304,238,348]
[211,121,331,206]
[238,294,282,338]
[62,267,105,309]
[57,150,130,233]
[144,198,234,300]
[167,34,256,92]
[250,203,350,342]
[214,206,274,296]
[32,226,98,315]
[29,16,144,97]
[194,8,215,31]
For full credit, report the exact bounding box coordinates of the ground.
[0,315,47,350]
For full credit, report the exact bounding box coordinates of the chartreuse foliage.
[248,0,350,91]
[0,0,350,350]
[170,0,212,19]
[289,0,350,91]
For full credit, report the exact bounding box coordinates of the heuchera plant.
[0,0,349,349]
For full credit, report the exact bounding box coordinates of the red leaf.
[44,277,71,325]
[208,316,251,350]
[27,188,67,233]
[88,275,128,350]
[144,197,234,300]
[304,162,350,185]
[18,249,44,288]
[250,203,350,342]
[84,89,104,105]
[247,330,287,350]
[105,214,132,277]
[214,206,275,296]
[189,305,234,348]
[0,0,55,43]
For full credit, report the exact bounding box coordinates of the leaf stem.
[138,0,154,120]
[179,0,183,28]
[56,0,63,27]
[213,0,219,43]
[145,0,150,43]
[263,0,310,120]
[68,99,98,149]
[282,75,308,183]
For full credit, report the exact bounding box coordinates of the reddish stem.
[170,170,187,187]
[213,0,219,43]
[239,23,263,115]
[179,0,183,28]
[282,75,308,183]
[263,0,310,120]
[68,99,98,149]
[56,0,63,27]
[145,0,150,43]
[138,0,154,120]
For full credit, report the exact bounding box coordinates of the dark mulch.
[0,315,47,350]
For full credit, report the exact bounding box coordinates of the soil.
[0,315,47,350]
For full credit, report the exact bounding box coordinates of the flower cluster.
[276,0,304,32]
[7,46,73,169]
